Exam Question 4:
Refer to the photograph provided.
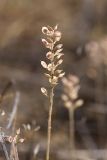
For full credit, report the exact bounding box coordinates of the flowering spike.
[41,25,64,160]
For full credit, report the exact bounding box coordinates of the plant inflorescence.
[41,25,65,160]
[62,74,83,158]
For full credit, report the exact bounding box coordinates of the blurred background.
[0,0,107,159]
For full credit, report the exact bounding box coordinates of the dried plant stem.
[46,87,54,160]
[1,142,10,160]
[69,108,75,150]
[69,108,75,159]
[10,142,19,160]
[0,136,10,160]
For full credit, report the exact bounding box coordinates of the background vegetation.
[0,0,107,159]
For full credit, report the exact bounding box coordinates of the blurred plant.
[0,127,24,160]
[22,121,40,159]
[0,81,22,160]
[41,25,65,160]
[62,75,83,158]
[22,121,40,139]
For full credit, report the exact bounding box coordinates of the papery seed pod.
[42,27,52,35]
[65,101,72,109]
[42,39,49,47]
[19,138,24,143]
[42,39,52,49]
[68,75,79,84]
[54,24,58,30]
[55,44,63,50]
[54,31,61,41]
[41,87,48,96]
[42,27,49,34]
[47,64,53,71]
[49,76,58,85]
[75,99,84,107]
[7,136,13,143]
[1,110,5,116]
[22,124,27,130]
[46,52,54,60]
[56,59,63,66]
[69,89,78,100]
[33,144,40,157]
[55,70,63,74]
[34,126,40,132]
[59,72,65,78]
[61,94,68,101]
[62,77,68,85]
[27,124,31,130]
[41,61,48,69]
[56,53,64,59]
[42,26,54,36]
[44,73,51,78]
[55,49,63,56]
[16,128,20,135]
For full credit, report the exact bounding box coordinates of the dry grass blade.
[7,91,20,129]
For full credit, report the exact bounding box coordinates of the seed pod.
[56,59,63,66]
[42,26,54,36]
[55,49,63,56]
[41,87,48,96]
[54,31,61,41]
[46,52,54,60]
[16,128,20,135]
[42,27,49,34]
[19,138,24,143]
[1,110,5,116]
[65,101,72,109]
[54,24,58,30]
[44,73,51,78]
[61,94,68,101]
[56,53,64,59]
[75,99,84,108]
[59,72,65,78]
[68,75,79,84]
[49,76,58,85]
[41,61,48,69]
[55,44,63,50]
[42,39,49,47]
[55,70,63,76]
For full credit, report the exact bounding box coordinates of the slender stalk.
[10,142,19,160]
[46,87,54,160]
[0,137,10,160]
[69,108,75,160]
[69,108,75,150]
[61,75,82,160]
